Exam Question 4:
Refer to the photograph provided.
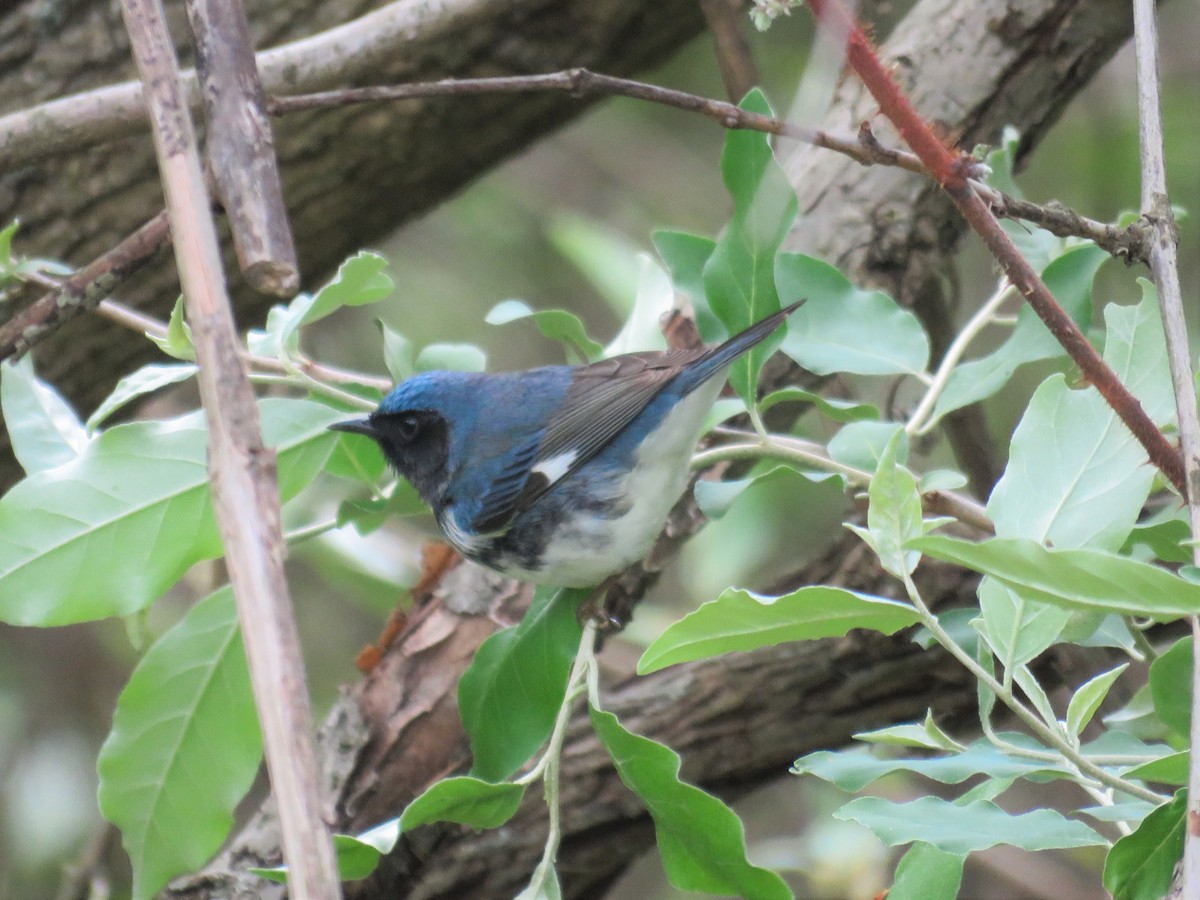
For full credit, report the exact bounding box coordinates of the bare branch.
[186,0,299,296]
[118,0,340,893]
[1131,0,1200,887]
[699,0,760,102]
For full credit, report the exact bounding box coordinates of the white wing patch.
[532,450,578,485]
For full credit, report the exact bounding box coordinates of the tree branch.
[118,0,340,893]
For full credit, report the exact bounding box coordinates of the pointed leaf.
[652,229,721,341]
[638,586,918,674]
[148,296,196,361]
[401,776,525,830]
[1066,663,1129,737]
[702,89,796,403]
[97,587,260,900]
[300,251,393,326]
[590,707,790,899]
[85,363,199,432]
[459,588,584,782]
[865,428,923,577]
[911,536,1200,620]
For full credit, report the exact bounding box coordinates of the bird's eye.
[396,415,421,441]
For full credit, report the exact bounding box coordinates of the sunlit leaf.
[1066,663,1129,737]
[486,299,603,363]
[0,398,339,626]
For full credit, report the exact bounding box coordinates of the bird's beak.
[329,417,379,438]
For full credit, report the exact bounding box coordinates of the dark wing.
[469,348,704,534]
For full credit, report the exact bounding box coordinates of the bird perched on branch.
[333,302,801,588]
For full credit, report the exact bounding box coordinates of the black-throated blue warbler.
[332,302,801,587]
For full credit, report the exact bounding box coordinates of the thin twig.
[803,0,1186,498]
[1131,0,1200,881]
[0,211,171,363]
[117,0,341,895]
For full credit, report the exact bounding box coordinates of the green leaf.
[300,251,393,327]
[0,398,339,626]
[97,587,260,900]
[252,832,386,884]
[85,363,199,432]
[459,588,584,782]
[835,796,1105,854]
[652,230,721,341]
[827,420,905,473]
[1066,663,1129,737]
[416,342,487,373]
[637,585,918,674]
[590,707,790,899]
[855,711,964,752]
[1126,752,1188,786]
[933,244,1106,420]
[324,431,387,484]
[0,219,18,269]
[987,291,1173,554]
[377,320,414,382]
[792,734,1071,792]
[702,89,797,404]
[1149,637,1192,739]
[485,300,603,363]
[1,356,89,473]
[976,577,1071,671]
[401,776,525,830]
[777,253,929,377]
[862,428,923,578]
[887,842,965,900]
[335,480,427,535]
[759,386,879,423]
[911,536,1200,620]
[1104,789,1186,900]
[148,295,196,361]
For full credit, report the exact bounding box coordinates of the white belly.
[511,379,724,587]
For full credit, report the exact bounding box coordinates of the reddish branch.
[805,0,1187,498]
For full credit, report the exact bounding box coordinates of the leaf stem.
[515,621,598,892]
[907,279,1015,436]
[901,571,1166,805]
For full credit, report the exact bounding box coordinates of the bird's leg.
[576,574,635,634]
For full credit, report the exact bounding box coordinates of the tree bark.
[154,0,1145,897]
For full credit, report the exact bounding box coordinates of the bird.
[331,301,802,588]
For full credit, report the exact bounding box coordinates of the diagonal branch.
[804,0,1186,497]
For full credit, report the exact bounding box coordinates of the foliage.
[0,51,1193,900]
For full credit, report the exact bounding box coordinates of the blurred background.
[1,1,1197,896]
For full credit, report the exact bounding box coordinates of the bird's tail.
[676,299,804,392]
